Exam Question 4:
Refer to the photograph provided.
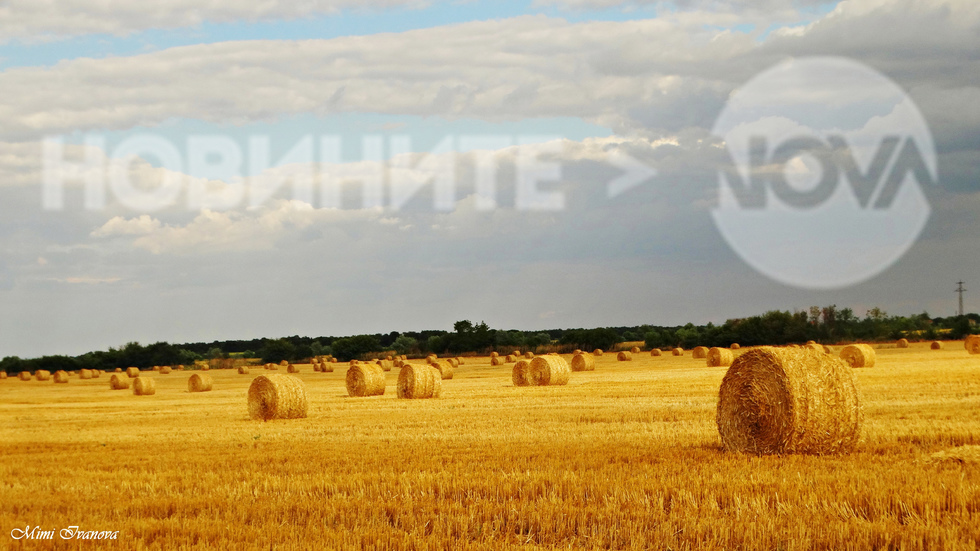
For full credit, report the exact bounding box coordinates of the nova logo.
[711,57,937,289]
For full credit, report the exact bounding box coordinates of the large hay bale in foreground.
[160,366,172,375]
[840,344,876,368]
[512,360,531,387]
[491,356,505,366]
[79,369,93,380]
[238,366,250,375]
[188,373,213,393]
[717,347,861,455]
[650,349,662,357]
[397,364,442,399]
[931,341,943,350]
[570,353,596,372]
[248,374,308,420]
[431,360,454,380]
[593,349,603,356]
[530,355,570,386]
[616,351,632,362]
[630,346,641,354]
[965,335,980,354]
[35,370,51,381]
[53,370,69,384]
[109,374,130,390]
[707,347,735,367]
[126,367,140,378]
[672,348,684,356]
[692,347,709,359]
[346,364,386,397]
[896,338,909,349]
[133,377,156,396]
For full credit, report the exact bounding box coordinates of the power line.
[956,281,967,316]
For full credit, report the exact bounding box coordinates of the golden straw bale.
[426,356,438,366]
[672,348,684,356]
[238,366,250,375]
[0,371,6,380]
[35,370,51,381]
[804,343,825,353]
[806,340,816,346]
[707,347,735,367]
[731,343,740,350]
[431,360,454,380]
[692,346,709,359]
[512,360,531,387]
[397,364,442,399]
[109,374,130,390]
[573,349,582,355]
[505,355,516,363]
[592,349,603,356]
[455,357,465,365]
[524,351,534,359]
[447,358,459,368]
[248,374,308,420]
[377,360,394,372]
[570,353,596,372]
[965,335,980,354]
[133,377,156,396]
[896,338,910,348]
[616,351,632,362]
[386,355,393,361]
[931,341,943,350]
[490,351,499,358]
[331,357,339,363]
[79,369,93,379]
[279,360,289,367]
[322,361,334,373]
[491,356,505,366]
[630,346,641,354]
[839,344,876,368]
[346,364,386,397]
[188,373,213,392]
[529,355,570,386]
[511,350,520,357]
[717,347,861,455]
[313,363,322,372]
[18,371,31,381]
[177,365,185,371]
[152,366,160,371]
[53,370,69,383]
[160,366,172,375]
[126,367,140,378]
[651,349,662,357]
[287,363,299,373]
[114,368,122,373]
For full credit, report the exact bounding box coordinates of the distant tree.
[207,347,225,360]
[259,339,295,364]
[330,335,381,361]
[392,335,418,356]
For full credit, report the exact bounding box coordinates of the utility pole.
[956,281,966,316]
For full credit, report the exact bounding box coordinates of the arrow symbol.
[606,150,657,198]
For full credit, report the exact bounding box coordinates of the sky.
[1,0,978,358]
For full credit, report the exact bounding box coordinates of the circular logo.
[711,57,936,289]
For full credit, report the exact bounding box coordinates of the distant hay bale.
[109,374,131,390]
[188,373,213,393]
[505,354,516,363]
[455,357,465,365]
[126,367,140,378]
[426,355,438,366]
[114,368,122,373]
[650,349,662,357]
[447,358,459,368]
[511,350,520,357]
[312,363,322,372]
[201,365,210,371]
[965,335,980,354]
[386,355,393,361]
[331,357,338,363]
[630,346,641,354]
[0,371,6,380]
[160,366,172,374]
[133,377,156,396]
[393,358,403,369]
[377,360,394,372]
[570,353,596,372]
[346,364,386,397]
[840,344,876,368]
[672,348,684,356]
[512,360,531,387]
[152,366,160,371]
[616,351,632,362]
[707,347,734,367]
[823,345,833,354]
[490,352,499,358]
[692,347,709,359]
[573,349,582,355]
[397,364,442,399]
[731,343,740,350]
[529,355,570,386]
[54,370,69,383]
[279,360,289,367]
[593,349,603,356]
[806,340,816,346]
[177,365,185,371]
[804,343,825,353]
[79,369,93,380]
[524,351,534,359]
[35,370,51,381]
[431,360,454,380]
[287,364,299,373]
[18,371,31,381]
[896,338,909,349]
[238,366,250,375]
[491,356,505,366]
[322,362,334,373]
[717,347,861,455]
[248,374,308,420]
[931,341,943,350]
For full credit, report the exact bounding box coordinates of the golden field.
[1,343,979,550]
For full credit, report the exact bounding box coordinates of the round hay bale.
[823,345,833,354]
[692,346,709,359]
[511,350,520,357]
[386,355,393,361]
[114,368,122,373]
[672,348,684,356]
[188,373,213,393]
[570,353,596,372]
[201,365,210,371]
[79,369,93,380]
[455,357,465,365]
[896,338,909,349]
[505,354,516,363]
[160,366,172,375]
[512,360,531,387]
[393,358,403,369]
[397,364,442,399]
[731,343,740,350]
[524,351,534,359]
[346,364,386,397]
[707,347,734,367]
[287,363,299,374]
[322,362,334,373]
[279,360,289,367]
[491,356,505,366]
[965,335,980,354]
[593,349,603,356]
[806,340,816,346]
[126,367,140,378]
[490,351,499,358]
[313,363,322,372]
[616,351,632,362]
[238,365,250,375]
[133,377,156,396]
[18,371,31,381]
[109,374,131,390]
[0,371,6,380]
[248,374,308,420]
[630,346,641,354]
[717,347,861,455]
[331,357,339,363]
[53,370,69,384]
[650,349,662,357]
[35,370,51,381]
[931,341,943,350]
[804,343,825,353]
[177,365,185,371]
[529,355,570,386]
[426,356,438,366]
[447,358,459,368]
[377,360,394,372]
[431,360,454,380]
[840,344,876,368]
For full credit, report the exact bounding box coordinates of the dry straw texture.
[965,335,980,354]
[804,343,825,353]
[617,351,632,362]
[397,364,442,399]
[431,360,455,380]
[114,368,122,373]
[287,364,299,374]
[570,353,596,372]
[593,349,603,356]
[897,338,910,348]
[505,355,516,363]
[92,369,101,378]
[650,349,662,357]
[630,346,641,354]
[53,370,69,384]
[447,358,459,368]
[716,347,861,455]
[931,341,943,350]
[160,366,172,374]
[126,367,140,378]
[188,373,213,393]
[79,369,93,380]
[248,374,308,420]
[18,371,31,381]
[840,344,876,368]
[455,357,465,365]
[313,363,322,372]
[133,377,156,396]
[707,347,735,367]
[377,360,394,372]
[238,366,250,375]
[35,370,51,381]
[0,371,6,380]
[152,366,160,371]
[490,352,499,358]
[524,352,534,359]
[529,355,571,386]
[692,347,709,359]
[346,364,386,397]
[491,356,504,367]
[322,362,334,373]
[512,360,531,387]
[109,374,130,390]
[511,350,520,357]
[731,343,741,350]
[672,348,684,356]
[279,360,289,367]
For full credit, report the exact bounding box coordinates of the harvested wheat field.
[1,343,980,549]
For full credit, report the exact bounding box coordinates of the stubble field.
[1,343,979,550]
